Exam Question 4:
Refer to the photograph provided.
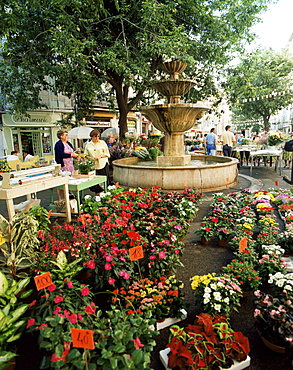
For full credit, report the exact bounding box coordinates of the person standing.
[54,129,78,200]
[283,134,293,169]
[221,125,236,157]
[84,129,111,194]
[205,128,217,155]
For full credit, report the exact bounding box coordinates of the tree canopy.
[223,48,293,132]
[0,0,274,137]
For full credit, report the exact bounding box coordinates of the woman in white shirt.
[84,129,111,194]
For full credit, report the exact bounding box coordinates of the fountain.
[113,61,238,191]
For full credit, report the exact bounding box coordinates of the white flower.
[203,298,210,304]
[203,293,211,299]
[107,185,116,190]
[95,196,101,202]
[217,282,224,288]
[214,304,221,311]
[224,297,230,304]
[210,284,217,290]
[213,292,222,301]
[204,287,211,293]
[84,195,91,200]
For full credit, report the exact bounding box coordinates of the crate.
[71,171,96,179]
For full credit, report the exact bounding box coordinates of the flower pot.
[159,348,251,370]
[201,236,210,245]
[218,238,228,247]
[260,335,286,353]
[156,309,187,331]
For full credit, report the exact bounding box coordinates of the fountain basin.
[113,155,239,192]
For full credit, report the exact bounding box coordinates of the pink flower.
[105,263,112,270]
[53,307,62,315]
[26,318,35,328]
[108,277,116,285]
[86,260,96,269]
[54,295,64,303]
[85,303,96,314]
[48,284,57,292]
[38,230,45,240]
[106,255,113,262]
[123,272,130,280]
[131,337,144,350]
[67,281,74,288]
[69,314,78,324]
[158,251,166,259]
[150,255,156,260]
[174,249,180,254]
[81,287,90,296]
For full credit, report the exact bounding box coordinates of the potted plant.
[221,259,260,294]
[195,216,217,244]
[258,244,287,281]
[73,157,95,176]
[253,290,293,352]
[0,214,40,280]
[190,273,242,316]
[0,272,32,370]
[112,275,186,321]
[162,313,250,370]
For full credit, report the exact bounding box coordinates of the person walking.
[84,129,111,194]
[221,125,236,157]
[205,128,217,155]
[54,129,78,200]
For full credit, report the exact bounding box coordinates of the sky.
[249,0,293,51]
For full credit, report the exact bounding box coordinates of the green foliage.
[0,214,40,280]
[132,147,163,161]
[74,158,95,174]
[0,272,31,369]
[223,48,293,131]
[0,160,11,172]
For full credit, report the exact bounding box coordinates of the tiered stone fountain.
[113,61,238,191]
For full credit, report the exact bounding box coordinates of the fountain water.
[113,61,238,191]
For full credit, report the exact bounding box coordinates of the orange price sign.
[239,236,247,252]
[129,245,144,261]
[71,328,95,349]
[274,181,279,186]
[34,272,53,291]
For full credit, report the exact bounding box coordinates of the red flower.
[26,318,35,328]
[81,287,90,296]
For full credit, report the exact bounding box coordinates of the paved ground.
[1,163,293,369]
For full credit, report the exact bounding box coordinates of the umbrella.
[101,127,119,139]
[68,126,94,139]
[0,130,8,157]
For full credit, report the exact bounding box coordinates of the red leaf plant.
[166,313,250,369]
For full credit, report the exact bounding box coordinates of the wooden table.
[0,176,71,222]
[50,175,107,214]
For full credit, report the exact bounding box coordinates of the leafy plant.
[74,157,95,174]
[0,159,11,172]
[0,214,40,279]
[0,272,32,370]
[166,313,250,370]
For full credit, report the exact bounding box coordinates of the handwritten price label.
[34,272,53,291]
[129,245,144,261]
[71,328,94,349]
[239,236,247,252]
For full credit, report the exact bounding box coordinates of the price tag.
[129,245,144,261]
[71,328,95,349]
[274,181,279,186]
[239,236,247,252]
[34,272,53,291]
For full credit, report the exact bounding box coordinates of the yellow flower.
[243,222,254,230]
[190,273,217,290]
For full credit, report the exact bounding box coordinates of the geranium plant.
[222,259,260,292]
[166,313,250,370]
[190,273,242,316]
[254,290,293,349]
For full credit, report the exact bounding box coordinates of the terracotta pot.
[156,318,166,323]
[217,239,228,247]
[201,236,210,245]
[4,358,16,370]
[260,335,286,353]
